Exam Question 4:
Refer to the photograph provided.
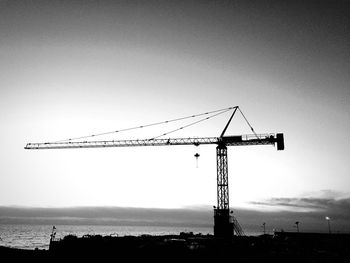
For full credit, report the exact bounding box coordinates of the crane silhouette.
[25,106,284,238]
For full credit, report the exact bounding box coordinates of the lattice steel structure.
[216,145,229,210]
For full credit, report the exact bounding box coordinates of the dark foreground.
[1,232,349,262]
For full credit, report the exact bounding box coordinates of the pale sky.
[0,0,349,210]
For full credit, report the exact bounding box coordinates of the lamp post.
[325,216,331,234]
[295,221,300,233]
[262,222,266,235]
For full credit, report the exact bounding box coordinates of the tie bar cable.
[51,106,236,143]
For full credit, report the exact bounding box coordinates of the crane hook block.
[276,133,284,151]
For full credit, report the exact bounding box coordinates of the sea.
[0,224,216,250]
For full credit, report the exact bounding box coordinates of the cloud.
[250,196,350,215]
[251,197,331,210]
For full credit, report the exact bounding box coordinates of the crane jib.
[25,133,284,150]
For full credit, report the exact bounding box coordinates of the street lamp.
[325,216,331,234]
[262,222,266,235]
[295,221,300,233]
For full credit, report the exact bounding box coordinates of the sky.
[0,0,349,226]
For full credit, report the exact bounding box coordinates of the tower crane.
[25,106,284,238]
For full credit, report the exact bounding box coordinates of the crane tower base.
[213,208,234,238]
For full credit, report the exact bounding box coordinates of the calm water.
[0,224,213,250]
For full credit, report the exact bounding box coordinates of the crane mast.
[25,106,285,238]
